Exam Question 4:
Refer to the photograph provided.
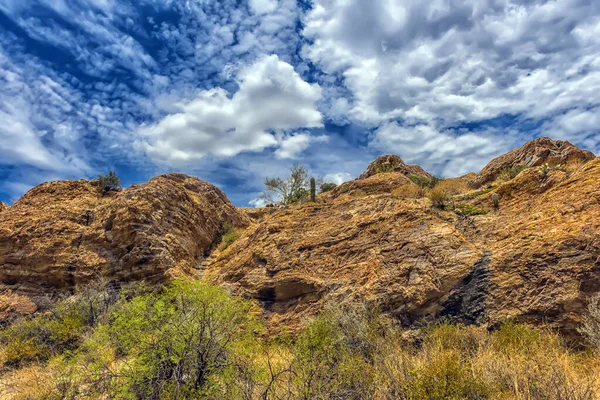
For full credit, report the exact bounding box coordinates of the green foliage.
[290,301,381,399]
[3,284,600,399]
[492,193,499,210]
[373,164,395,174]
[78,279,262,399]
[498,165,526,181]
[457,186,496,201]
[218,223,239,251]
[97,170,121,192]
[319,182,337,193]
[310,177,316,202]
[0,280,118,368]
[538,163,567,179]
[408,174,438,188]
[455,203,489,216]
[263,163,310,205]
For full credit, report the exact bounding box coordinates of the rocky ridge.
[0,173,247,321]
[0,138,599,340]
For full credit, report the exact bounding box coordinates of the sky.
[1,0,599,207]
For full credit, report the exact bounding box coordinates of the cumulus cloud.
[323,172,353,185]
[303,0,600,127]
[371,122,515,177]
[275,133,329,159]
[137,55,323,164]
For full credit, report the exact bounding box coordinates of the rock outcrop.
[471,137,594,188]
[1,138,599,341]
[0,173,247,321]
[0,202,7,213]
[358,155,434,180]
[204,140,600,338]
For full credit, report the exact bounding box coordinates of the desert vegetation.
[262,163,334,205]
[97,170,121,192]
[1,279,599,400]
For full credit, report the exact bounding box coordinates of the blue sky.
[1,0,599,206]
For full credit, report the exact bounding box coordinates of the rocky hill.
[0,173,247,322]
[1,138,599,339]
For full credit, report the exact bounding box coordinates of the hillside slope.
[204,138,600,337]
[0,173,247,322]
[0,138,598,339]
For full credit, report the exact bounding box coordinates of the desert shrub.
[0,280,118,368]
[538,163,566,179]
[3,288,600,399]
[408,174,438,188]
[436,179,470,196]
[392,184,423,199]
[457,186,496,201]
[219,223,240,251]
[579,294,600,350]
[97,170,121,192]
[427,187,449,209]
[319,182,337,193]
[288,301,381,400]
[455,203,489,216]
[76,279,262,399]
[497,165,526,182]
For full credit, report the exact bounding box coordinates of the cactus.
[492,193,499,210]
[310,177,316,202]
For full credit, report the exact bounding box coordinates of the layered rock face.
[358,155,434,180]
[471,137,594,188]
[0,173,247,321]
[205,140,600,338]
[0,202,7,213]
[1,138,599,340]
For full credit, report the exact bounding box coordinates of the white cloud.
[275,133,329,159]
[371,122,515,177]
[303,0,600,127]
[137,54,323,165]
[542,107,600,153]
[323,172,352,185]
[248,197,268,208]
[0,46,91,176]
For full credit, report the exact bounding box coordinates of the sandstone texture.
[204,139,600,338]
[0,202,7,213]
[0,173,247,321]
[358,155,434,180]
[1,138,599,340]
[471,137,594,188]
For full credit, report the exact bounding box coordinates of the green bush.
[408,174,438,188]
[0,281,117,368]
[79,279,262,399]
[219,223,239,251]
[498,165,526,181]
[319,182,337,193]
[455,203,489,216]
[97,170,121,192]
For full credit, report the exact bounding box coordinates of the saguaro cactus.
[492,193,499,210]
[310,177,316,202]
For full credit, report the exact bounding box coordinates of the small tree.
[310,178,316,202]
[263,163,310,205]
[319,182,337,193]
[98,170,121,192]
